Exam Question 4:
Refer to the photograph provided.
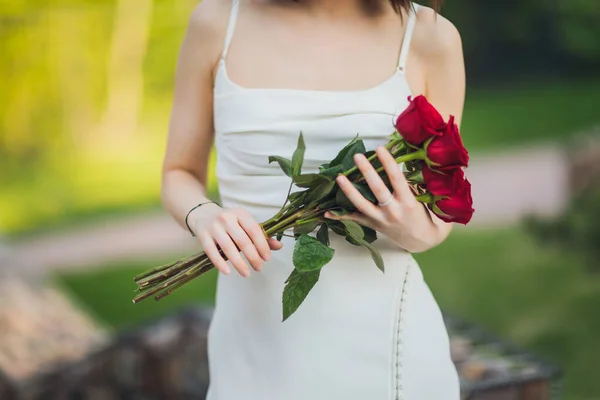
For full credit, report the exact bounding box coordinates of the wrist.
[186,201,221,236]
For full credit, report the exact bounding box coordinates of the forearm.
[161,168,215,232]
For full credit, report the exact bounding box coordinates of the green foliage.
[282,269,321,322]
[319,135,366,177]
[268,156,293,178]
[291,132,306,177]
[525,188,600,273]
[340,220,384,272]
[443,0,600,80]
[316,223,330,246]
[294,173,332,189]
[292,234,335,273]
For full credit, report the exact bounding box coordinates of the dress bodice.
[212,0,419,218]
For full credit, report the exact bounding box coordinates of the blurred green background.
[1,1,600,399]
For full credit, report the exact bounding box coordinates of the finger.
[236,212,272,261]
[376,146,414,201]
[268,238,284,250]
[222,218,264,272]
[325,211,376,229]
[354,153,394,205]
[211,223,251,277]
[199,231,231,275]
[336,174,383,219]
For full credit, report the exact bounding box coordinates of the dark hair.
[288,1,443,15]
[389,0,443,13]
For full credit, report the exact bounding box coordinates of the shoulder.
[184,0,233,58]
[411,5,463,62]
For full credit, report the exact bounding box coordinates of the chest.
[224,7,406,92]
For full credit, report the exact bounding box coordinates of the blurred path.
[2,145,569,274]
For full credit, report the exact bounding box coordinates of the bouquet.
[133,95,474,321]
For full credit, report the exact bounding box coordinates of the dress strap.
[397,3,419,71]
[221,0,240,61]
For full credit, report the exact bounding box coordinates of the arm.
[161,3,223,229]
[162,1,281,277]
[416,8,467,245]
[326,9,466,253]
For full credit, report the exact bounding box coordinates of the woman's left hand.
[324,146,446,253]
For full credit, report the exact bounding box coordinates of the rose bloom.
[425,116,469,169]
[422,165,465,196]
[434,178,474,225]
[395,95,446,146]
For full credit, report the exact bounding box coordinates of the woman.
[162,0,465,398]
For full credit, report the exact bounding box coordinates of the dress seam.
[394,261,412,400]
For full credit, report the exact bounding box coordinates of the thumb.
[324,211,345,220]
[268,238,284,250]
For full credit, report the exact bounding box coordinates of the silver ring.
[378,195,394,207]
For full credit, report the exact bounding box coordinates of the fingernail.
[223,267,231,275]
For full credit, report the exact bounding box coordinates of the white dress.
[207,1,461,399]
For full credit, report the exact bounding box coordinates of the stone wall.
[17,307,212,400]
[5,307,561,400]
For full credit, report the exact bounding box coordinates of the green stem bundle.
[132,136,423,304]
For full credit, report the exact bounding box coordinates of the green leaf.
[316,223,330,246]
[294,173,331,189]
[289,190,307,201]
[353,183,378,204]
[319,164,345,178]
[362,226,377,243]
[328,135,366,168]
[362,239,385,272]
[293,234,335,273]
[305,180,337,204]
[327,220,348,237]
[268,156,293,178]
[293,220,320,235]
[333,182,377,209]
[340,220,365,240]
[345,227,376,246]
[335,188,356,211]
[340,140,367,171]
[341,220,385,273]
[291,132,306,177]
[329,135,360,166]
[282,269,321,321]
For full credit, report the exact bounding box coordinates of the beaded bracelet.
[185,201,219,237]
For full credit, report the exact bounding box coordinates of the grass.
[56,226,600,400]
[416,228,600,400]
[461,78,600,150]
[56,256,219,331]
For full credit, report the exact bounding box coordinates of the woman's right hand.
[190,204,283,277]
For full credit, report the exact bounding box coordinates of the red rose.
[395,95,446,146]
[433,178,474,225]
[422,165,465,196]
[425,116,469,169]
